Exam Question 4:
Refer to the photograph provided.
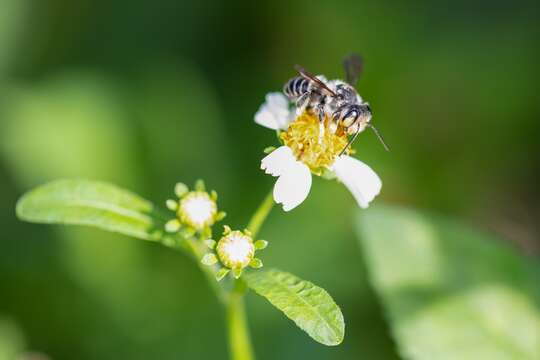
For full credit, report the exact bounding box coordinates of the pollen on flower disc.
[281,111,351,174]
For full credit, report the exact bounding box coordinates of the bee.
[283,54,389,154]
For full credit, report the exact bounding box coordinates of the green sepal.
[216,211,227,221]
[201,226,212,239]
[254,240,268,250]
[249,258,263,269]
[321,168,337,180]
[194,179,206,191]
[201,253,218,266]
[174,182,188,198]
[204,239,217,249]
[216,268,230,281]
[263,146,276,154]
[162,236,178,248]
[166,199,178,211]
[179,227,196,238]
[233,268,243,279]
[164,219,181,233]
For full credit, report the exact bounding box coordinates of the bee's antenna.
[368,124,390,151]
[338,123,390,156]
[339,127,362,156]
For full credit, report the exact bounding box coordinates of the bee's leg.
[330,110,342,133]
[296,92,310,110]
[316,103,325,123]
[316,102,326,143]
[332,109,342,122]
[328,119,339,134]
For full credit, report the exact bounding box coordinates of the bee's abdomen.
[283,76,309,100]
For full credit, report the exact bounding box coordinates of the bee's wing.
[343,54,363,85]
[294,65,337,97]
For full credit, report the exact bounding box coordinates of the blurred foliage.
[357,206,540,359]
[0,0,539,359]
[0,0,27,77]
[0,319,25,360]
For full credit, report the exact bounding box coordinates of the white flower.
[331,155,382,209]
[261,146,312,211]
[254,92,294,130]
[256,93,382,211]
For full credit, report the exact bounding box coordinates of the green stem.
[160,233,228,303]
[225,190,274,360]
[227,280,254,360]
[169,190,274,360]
[246,190,275,238]
[185,237,228,304]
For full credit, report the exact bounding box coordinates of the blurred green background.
[0,0,539,359]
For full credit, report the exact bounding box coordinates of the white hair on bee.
[283,55,389,154]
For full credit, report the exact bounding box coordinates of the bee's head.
[341,104,370,133]
[365,104,372,114]
[358,103,372,123]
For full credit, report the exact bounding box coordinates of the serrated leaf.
[356,205,540,360]
[244,269,344,346]
[16,179,165,241]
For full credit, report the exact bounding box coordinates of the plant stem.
[174,191,274,360]
[185,237,228,304]
[247,190,275,238]
[225,190,274,360]
[227,280,254,360]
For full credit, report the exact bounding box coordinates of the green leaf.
[244,269,344,346]
[356,205,540,360]
[16,179,166,241]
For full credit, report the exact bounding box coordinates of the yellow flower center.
[280,111,351,174]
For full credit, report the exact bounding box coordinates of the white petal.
[254,92,292,130]
[266,92,288,110]
[261,146,312,211]
[260,146,297,176]
[332,155,382,208]
[273,161,312,211]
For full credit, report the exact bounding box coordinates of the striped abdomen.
[283,76,310,100]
